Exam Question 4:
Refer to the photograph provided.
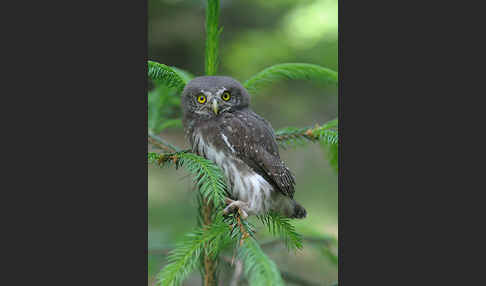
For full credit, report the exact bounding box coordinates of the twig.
[148,136,174,153]
[148,133,181,152]
[236,214,250,246]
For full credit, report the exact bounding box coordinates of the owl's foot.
[223,197,249,219]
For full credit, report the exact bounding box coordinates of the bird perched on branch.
[181,76,306,219]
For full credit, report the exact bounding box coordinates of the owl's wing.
[221,112,296,198]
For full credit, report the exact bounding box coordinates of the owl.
[181,76,306,219]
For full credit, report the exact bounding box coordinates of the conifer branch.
[224,212,255,246]
[243,63,338,95]
[148,61,187,92]
[148,151,226,208]
[276,119,338,149]
[258,212,303,251]
[156,216,230,286]
[170,66,195,83]
[238,238,285,286]
[148,133,181,152]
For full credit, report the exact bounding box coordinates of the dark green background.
[148,0,338,284]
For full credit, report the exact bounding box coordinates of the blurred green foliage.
[148,0,338,285]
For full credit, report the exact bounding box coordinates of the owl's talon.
[237,208,249,219]
[223,198,249,219]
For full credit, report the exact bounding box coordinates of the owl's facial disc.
[197,88,231,116]
[182,76,250,121]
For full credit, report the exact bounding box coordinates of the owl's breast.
[192,130,246,180]
[191,130,273,214]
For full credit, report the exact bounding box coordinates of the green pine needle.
[148,152,227,208]
[170,66,195,83]
[276,119,338,171]
[276,119,339,149]
[148,61,187,93]
[243,63,338,95]
[157,216,230,286]
[238,238,285,286]
[258,212,303,251]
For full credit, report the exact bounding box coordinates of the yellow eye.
[197,94,206,104]
[221,91,231,101]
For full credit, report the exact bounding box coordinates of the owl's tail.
[289,201,307,219]
[271,196,307,219]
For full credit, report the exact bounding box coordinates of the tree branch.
[148,133,181,152]
[275,121,338,147]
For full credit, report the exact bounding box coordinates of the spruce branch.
[224,211,256,247]
[156,216,230,286]
[148,61,187,92]
[148,133,181,152]
[276,119,338,149]
[148,151,226,208]
[243,63,338,95]
[170,66,195,83]
[238,238,285,286]
[258,212,303,251]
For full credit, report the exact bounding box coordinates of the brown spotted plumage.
[181,76,306,219]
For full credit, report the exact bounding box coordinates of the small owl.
[181,76,306,219]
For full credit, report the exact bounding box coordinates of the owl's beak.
[212,98,219,115]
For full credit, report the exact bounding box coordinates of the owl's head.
[181,76,250,119]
